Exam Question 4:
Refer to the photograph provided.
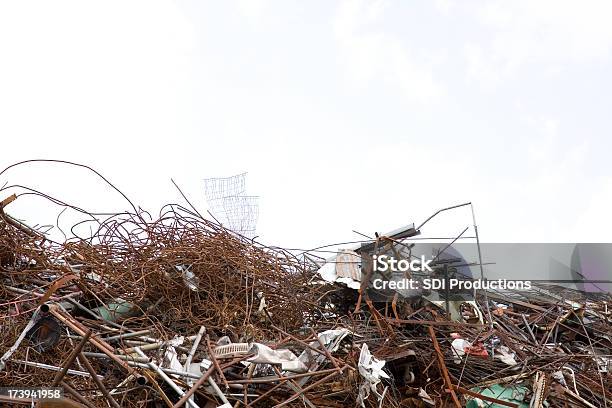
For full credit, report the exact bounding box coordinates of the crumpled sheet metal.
[317,250,362,290]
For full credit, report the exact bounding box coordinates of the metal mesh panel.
[204,173,259,239]
[203,173,246,201]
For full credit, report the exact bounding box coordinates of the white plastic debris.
[356,343,389,408]
[163,336,186,374]
[246,343,308,373]
[451,338,471,364]
[358,343,389,383]
[297,328,352,368]
[175,265,199,291]
[495,345,518,366]
[418,388,435,406]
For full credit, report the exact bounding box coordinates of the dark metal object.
[26,316,61,352]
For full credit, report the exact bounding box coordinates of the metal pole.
[470,203,493,329]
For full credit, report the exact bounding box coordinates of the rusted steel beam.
[428,326,462,408]
[0,209,43,237]
[0,395,32,405]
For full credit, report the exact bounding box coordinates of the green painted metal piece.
[465,384,531,408]
[93,299,139,322]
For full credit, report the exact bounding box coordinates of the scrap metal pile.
[0,168,610,407]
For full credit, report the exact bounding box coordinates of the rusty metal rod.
[271,325,346,369]
[206,335,229,388]
[135,347,200,408]
[453,385,518,408]
[225,367,341,384]
[428,326,462,408]
[49,305,137,375]
[171,365,215,408]
[61,381,98,408]
[271,367,344,408]
[52,330,92,386]
[78,352,122,408]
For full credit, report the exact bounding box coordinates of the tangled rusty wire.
[0,160,610,408]
[0,161,331,402]
[0,160,325,337]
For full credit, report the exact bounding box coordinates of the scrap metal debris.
[0,161,610,407]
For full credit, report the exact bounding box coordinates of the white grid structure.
[204,173,259,239]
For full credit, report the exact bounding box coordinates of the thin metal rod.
[135,347,200,408]
[61,381,98,408]
[103,329,151,342]
[49,305,136,375]
[82,352,149,363]
[185,325,206,407]
[470,203,493,329]
[417,202,472,230]
[52,330,92,386]
[185,326,205,371]
[272,368,344,408]
[79,352,122,408]
[12,359,101,379]
[171,365,215,408]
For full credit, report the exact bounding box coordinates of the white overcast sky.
[1,0,612,250]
